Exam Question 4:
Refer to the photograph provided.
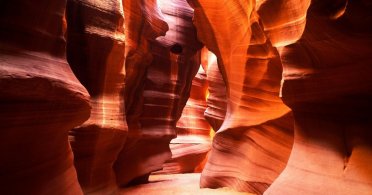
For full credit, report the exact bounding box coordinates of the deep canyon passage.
[1,0,372,194]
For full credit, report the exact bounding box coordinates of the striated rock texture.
[114,0,203,186]
[114,0,169,186]
[121,173,255,195]
[65,0,127,194]
[188,0,294,194]
[2,1,372,194]
[158,65,212,174]
[0,0,90,194]
[265,0,372,194]
[203,49,227,131]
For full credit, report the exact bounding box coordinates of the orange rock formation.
[1,0,371,194]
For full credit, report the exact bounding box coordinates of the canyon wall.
[264,0,372,194]
[115,0,169,186]
[204,50,227,131]
[65,0,127,194]
[187,1,294,193]
[158,65,211,174]
[188,0,372,194]
[1,0,372,194]
[0,0,205,193]
[114,0,203,186]
[0,0,90,194]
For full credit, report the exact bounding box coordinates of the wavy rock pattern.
[265,1,372,194]
[65,0,127,194]
[158,66,211,174]
[203,49,227,131]
[113,0,169,187]
[114,0,203,186]
[0,0,90,194]
[1,1,372,194]
[187,1,294,193]
[256,0,310,48]
[123,0,169,115]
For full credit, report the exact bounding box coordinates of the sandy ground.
[121,173,254,195]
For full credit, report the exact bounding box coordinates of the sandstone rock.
[2,1,372,194]
[0,0,90,194]
[187,1,294,193]
[203,49,227,131]
[113,0,169,187]
[121,173,255,195]
[256,0,310,47]
[158,66,212,174]
[65,0,127,194]
[114,0,203,186]
[265,1,372,194]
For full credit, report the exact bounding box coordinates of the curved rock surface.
[203,49,227,131]
[158,65,211,174]
[113,0,169,187]
[65,0,127,194]
[114,0,203,186]
[265,1,372,194]
[121,173,254,195]
[1,1,372,194]
[0,0,90,194]
[187,0,294,193]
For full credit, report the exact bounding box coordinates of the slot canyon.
[0,0,371,194]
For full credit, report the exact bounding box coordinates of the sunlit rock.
[65,0,127,193]
[203,49,227,131]
[187,1,294,193]
[158,66,212,174]
[114,0,203,186]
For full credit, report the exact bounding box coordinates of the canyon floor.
[121,173,253,195]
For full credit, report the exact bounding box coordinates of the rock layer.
[203,50,227,131]
[158,66,211,174]
[114,0,169,186]
[65,0,127,194]
[187,1,294,193]
[1,1,372,194]
[265,1,372,194]
[0,0,90,194]
[115,0,203,186]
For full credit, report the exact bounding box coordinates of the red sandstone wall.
[0,0,90,194]
[1,1,372,194]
